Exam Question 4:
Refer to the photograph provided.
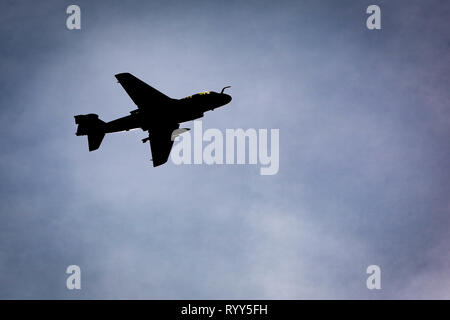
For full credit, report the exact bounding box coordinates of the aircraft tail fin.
[74,114,106,151]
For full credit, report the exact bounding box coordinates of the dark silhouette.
[74,73,232,166]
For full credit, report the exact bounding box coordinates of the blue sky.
[0,0,449,298]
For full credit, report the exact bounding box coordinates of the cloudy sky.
[0,0,448,299]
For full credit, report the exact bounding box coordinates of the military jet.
[74,73,232,166]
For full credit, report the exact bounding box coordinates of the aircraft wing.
[115,73,171,109]
[147,124,180,167]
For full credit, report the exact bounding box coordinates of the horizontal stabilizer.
[87,132,105,151]
[74,113,106,151]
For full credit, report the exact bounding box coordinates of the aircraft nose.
[224,94,232,104]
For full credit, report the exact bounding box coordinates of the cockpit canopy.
[182,91,214,100]
[181,86,230,100]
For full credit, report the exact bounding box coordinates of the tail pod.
[74,114,106,151]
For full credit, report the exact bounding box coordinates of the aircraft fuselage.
[104,91,231,133]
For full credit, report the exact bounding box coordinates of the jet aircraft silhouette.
[74,73,232,166]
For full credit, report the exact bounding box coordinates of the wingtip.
[114,72,131,80]
[152,159,168,167]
